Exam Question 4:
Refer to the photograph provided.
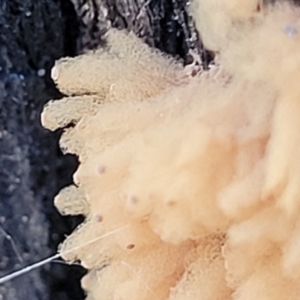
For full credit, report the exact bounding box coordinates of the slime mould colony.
[42,1,300,299]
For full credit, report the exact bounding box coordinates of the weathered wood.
[71,0,209,66]
[0,1,83,299]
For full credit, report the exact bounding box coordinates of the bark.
[71,0,211,66]
[0,1,83,300]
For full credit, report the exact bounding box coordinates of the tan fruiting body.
[43,2,300,299]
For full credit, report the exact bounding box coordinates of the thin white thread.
[0,225,23,263]
[65,226,128,253]
[52,259,81,266]
[121,261,160,300]
[0,253,61,284]
[0,226,128,285]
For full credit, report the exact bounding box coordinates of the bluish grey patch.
[284,24,298,37]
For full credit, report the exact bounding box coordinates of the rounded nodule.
[51,65,59,81]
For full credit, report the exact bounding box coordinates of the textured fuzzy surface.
[43,1,300,299]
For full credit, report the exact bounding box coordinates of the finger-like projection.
[43,3,300,299]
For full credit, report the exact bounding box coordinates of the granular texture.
[43,1,300,299]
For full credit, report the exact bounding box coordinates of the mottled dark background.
[0,1,206,299]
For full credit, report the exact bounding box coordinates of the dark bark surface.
[71,0,210,66]
[0,1,205,300]
[0,1,84,299]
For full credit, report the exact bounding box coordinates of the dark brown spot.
[166,199,176,206]
[126,244,135,250]
[191,69,197,77]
